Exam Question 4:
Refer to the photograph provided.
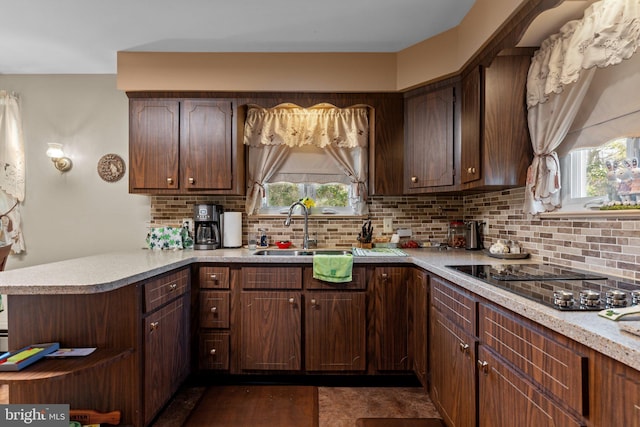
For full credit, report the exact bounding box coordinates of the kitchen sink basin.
[253,249,352,256]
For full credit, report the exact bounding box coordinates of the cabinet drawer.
[431,276,475,335]
[241,267,302,289]
[478,346,585,427]
[304,266,367,290]
[199,332,230,370]
[479,304,588,415]
[200,291,230,328]
[199,266,230,289]
[143,268,189,313]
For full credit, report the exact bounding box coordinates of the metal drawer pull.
[188,177,195,184]
[411,176,418,183]
[168,283,177,291]
[289,297,295,304]
[150,321,159,331]
[477,360,489,374]
[210,348,217,356]
[459,342,470,353]
[467,167,476,174]
[310,299,317,306]
[211,306,217,313]
[167,177,174,185]
[210,274,217,281]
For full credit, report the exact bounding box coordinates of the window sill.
[540,209,640,219]
[249,213,368,219]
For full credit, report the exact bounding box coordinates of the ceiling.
[2,0,477,74]
[2,0,598,75]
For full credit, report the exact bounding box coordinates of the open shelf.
[0,348,134,383]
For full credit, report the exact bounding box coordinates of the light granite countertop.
[0,247,638,371]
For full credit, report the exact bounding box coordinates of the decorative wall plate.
[97,154,126,182]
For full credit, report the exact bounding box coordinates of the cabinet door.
[482,54,532,187]
[405,86,455,190]
[240,291,301,371]
[305,291,366,372]
[143,295,189,426]
[430,310,476,427]
[411,269,428,387]
[129,99,180,191]
[478,346,585,427]
[180,100,233,190]
[460,67,482,184]
[374,267,409,371]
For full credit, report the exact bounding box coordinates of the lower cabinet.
[410,268,428,387]
[374,267,410,371]
[305,291,366,371]
[430,277,477,427]
[197,266,231,370]
[236,266,368,373]
[477,346,584,427]
[430,310,476,427]
[143,295,190,426]
[240,290,302,371]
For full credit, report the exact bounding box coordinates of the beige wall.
[0,75,150,269]
[117,0,529,92]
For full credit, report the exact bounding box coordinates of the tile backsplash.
[150,187,640,280]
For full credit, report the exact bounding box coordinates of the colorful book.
[0,342,60,371]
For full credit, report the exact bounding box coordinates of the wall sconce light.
[46,143,72,172]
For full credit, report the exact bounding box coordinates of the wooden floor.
[153,383,442,427]
[185,385,318,427]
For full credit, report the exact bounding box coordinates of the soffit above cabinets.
[518,0,599,47]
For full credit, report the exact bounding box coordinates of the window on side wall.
[560,137,640,211]
[258,144,361,215]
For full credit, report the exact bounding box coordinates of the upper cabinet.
[404,84,457,193]
[129,98,244,195]
[460,50,535,191]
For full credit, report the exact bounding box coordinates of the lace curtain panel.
[244,103,370,215]
[524,0,640,214]
[0,91,26,253]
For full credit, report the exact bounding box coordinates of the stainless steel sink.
[253,249,352,256]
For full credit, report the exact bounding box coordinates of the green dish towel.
[313,254,353,283]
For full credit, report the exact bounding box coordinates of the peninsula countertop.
[0,247,638,371]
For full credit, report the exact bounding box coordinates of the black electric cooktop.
[446,264,639,311]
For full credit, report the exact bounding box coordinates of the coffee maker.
[194,204,223,250]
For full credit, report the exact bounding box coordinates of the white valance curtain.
[0,91,26,253]
[244,103,370,215]
[524,0,640,214]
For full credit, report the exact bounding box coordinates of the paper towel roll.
[223,212,243,248]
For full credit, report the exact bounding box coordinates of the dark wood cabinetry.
[239,266,302,371]
[129,98,242,194]
[460,51,534,190]
[373,267,410,371]
[404,85,456,193]
[429,277,477,427]
[477,346,584,427]
[304,266,367,372]
[305,291,366,371]
[241,290,302,371]
[236,265,367,373]
[143,296,189,426]
[197,266,231,371]
[5,267,191,427]
[410,268,428,387]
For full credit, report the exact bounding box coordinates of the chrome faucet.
[284,201,310,250]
